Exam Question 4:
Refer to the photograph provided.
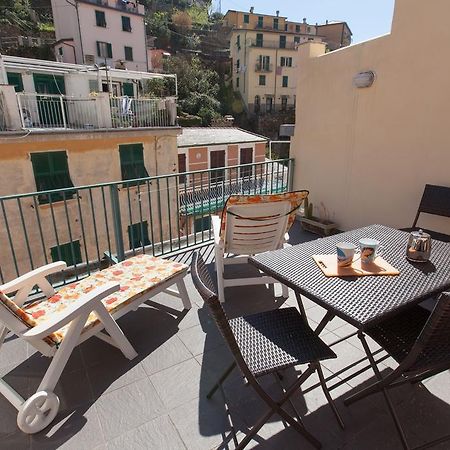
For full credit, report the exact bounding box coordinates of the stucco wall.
[291,0,450,234]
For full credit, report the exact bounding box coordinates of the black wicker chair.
[400,184,450,242]
[191,252,344,450]
[345,292,450,450]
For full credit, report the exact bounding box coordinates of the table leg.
[314,311,335,335]
[294,291,308,324]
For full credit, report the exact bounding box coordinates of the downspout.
[273,47,278,113]
[75,1,84,63]
[0,54,8,84]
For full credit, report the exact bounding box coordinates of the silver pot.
[406,229,432,262]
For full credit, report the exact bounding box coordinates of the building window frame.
[243,14,249,24]
[50,240,82,266]
[295,24,300,32]
[194,215,211,233]
[127,221,151,249]
[96,41,113,58]
[273,18,279,30]
[279,35,286,49]
[124,46,133,61]
[255,33,263,47]
[121,15,132,32]
[259,75,266,86]
[280,56,292,67]
[95,10,106,27]
[257,16,264,28]
[119,143,149,186]
[282,76,288,87]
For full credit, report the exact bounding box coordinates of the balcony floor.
[1,222,449,449]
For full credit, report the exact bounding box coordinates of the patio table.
[249,224,450,332]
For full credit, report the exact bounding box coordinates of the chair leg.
[316,363,345,429]
[206,361,237,399]
[176,278,192,310]
[215,247,226,303]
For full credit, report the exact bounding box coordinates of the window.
[282,76,288,87]
[254,95,261,114]
[58,47,63,56]
[119,143,149,185]
[240,148,253,178]
[51,241,82,266]
[121,16,131,32]
[259,55,270,71]
[307,26,311,33]
[266,96,273,113]
[95,10,106,27]
[6,72,23,92]
[194,216,211,233]
[294,36,300,44]
[96,41,112,58]
[255,33,263,47]
[236,77,239,88]
[236,35,240,48]
[279,35,286,49]
[259,75,266,86]
[257,16,263,28]
[124,46,133,61]
[295,24,300,32]
[280,56,292,67]
[178,153,186,183]
[284,24,288,31]
[273,18,278,30]
[236,59,240,71]
[243,14,249,24]
[31,151,75,204]
[281,96,288,111]
[210,150,225,183]
[128,221,150,249]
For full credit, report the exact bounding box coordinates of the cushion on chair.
[219,191,309,240]
[229,307,336,377]
[24,255,188,345]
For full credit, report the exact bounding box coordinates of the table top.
[250,224,450,329]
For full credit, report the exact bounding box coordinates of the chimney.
[276,10,279,17]
[326,20,329,24]
[250,6,254,13]
[303,18,307,24]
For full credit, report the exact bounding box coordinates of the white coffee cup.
[336,242,357,267]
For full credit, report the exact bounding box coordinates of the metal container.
[406,229,432,262]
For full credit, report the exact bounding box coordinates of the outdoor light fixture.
[353,71,376,88]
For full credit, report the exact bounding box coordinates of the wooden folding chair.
[191,252,343,450]
[212,191,309,302]
[345,292,450,450]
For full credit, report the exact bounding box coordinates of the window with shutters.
[240,147,253,178]
[127,221,150,249]
[50,241,82,266]
[255,33,263,47]
[124,46,133,61]
[273,18,279,30]
[259,75,266,86]
[6,72,24,92]
[119,143,148,185]
[178,153,186,183]
[282,76,288,87]
[210,150,225,183]
[257,16,263,28]
[95,10,106,27]
[30,151,75,204]
[121,16,131,32]
[194,216,211,233]
[295,24,300,32]
[279,35,286,49]
[243,14,249,24]
[96,41,112,58]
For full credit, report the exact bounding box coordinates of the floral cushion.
[24,254,188,345]
[220,191,309,239]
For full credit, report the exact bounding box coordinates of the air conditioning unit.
[84,54,95,65]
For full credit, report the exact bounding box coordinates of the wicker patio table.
[249,224,450,331]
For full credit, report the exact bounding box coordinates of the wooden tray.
[312,254,400,277]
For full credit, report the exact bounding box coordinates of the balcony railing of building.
[250,39,297,50]
[10,93,176,131]
[255,63,273,72]
[0,159,294,288]
[84,0,144,14]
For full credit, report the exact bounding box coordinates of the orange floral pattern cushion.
[220,191,309,238]
[24,254,188,345]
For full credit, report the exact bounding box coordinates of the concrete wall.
[290,0,450,234]
[0,128,180,281]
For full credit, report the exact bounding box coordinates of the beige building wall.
[0,129,180,282]
[291,0,450,234]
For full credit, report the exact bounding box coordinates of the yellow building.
[224,9,351,115]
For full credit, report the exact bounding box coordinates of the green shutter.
[95,10,106,27]
[51,241,82,266]
[194,216,211,233]
[119,143,148,185]
[123,82,134,96]
[96,41,101,57]
[31,151,75,203]
[122,16,131,31]
[282,76,288,87]
[128,221,150,249]
[124,46,133,61]
[7,72,24,92]
[107,43,113,58]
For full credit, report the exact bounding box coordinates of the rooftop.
[177,127,268,148]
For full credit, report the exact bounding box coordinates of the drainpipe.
[0,54,7,84]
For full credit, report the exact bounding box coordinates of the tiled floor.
[1,223,449,449]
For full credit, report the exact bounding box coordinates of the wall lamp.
[353,71,376,88]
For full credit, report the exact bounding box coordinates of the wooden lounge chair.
[345,292,450,450]
[0,254,190,434]
[212,191,309,302]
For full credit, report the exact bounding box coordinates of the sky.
[217,0,396,44]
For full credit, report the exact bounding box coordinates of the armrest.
[0,262,67,295]
[23,282,119,339]
[212,215,222,246]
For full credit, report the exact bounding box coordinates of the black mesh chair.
[191,252,344,450]
[345,292,450,450]
[401,184,450,242]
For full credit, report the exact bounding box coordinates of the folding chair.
[0,254,190,434]
[191,252,344,450]
[344,292,450,450]
[212,191,309,302]
[401,184,450,242]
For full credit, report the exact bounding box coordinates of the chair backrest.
[405,292,450,375]
[413,184,450,227]
[190,252,253,378]
[220,191,309,255]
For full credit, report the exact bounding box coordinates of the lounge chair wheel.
[17,391,60,434]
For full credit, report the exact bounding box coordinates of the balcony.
[255,63,273,72]
[2,92,177,131]
[83,0,145,14]
[250,39,297,50]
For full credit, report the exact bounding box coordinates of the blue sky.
[218,0,396,44]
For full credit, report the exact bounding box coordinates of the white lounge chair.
[212,191,309,303]
[0,254,190,434]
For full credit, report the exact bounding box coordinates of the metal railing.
[110,96,177,128]
[250,39,297,50]
[17,93,99,130]
[0,159,294,286]
[255,63,273,72]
